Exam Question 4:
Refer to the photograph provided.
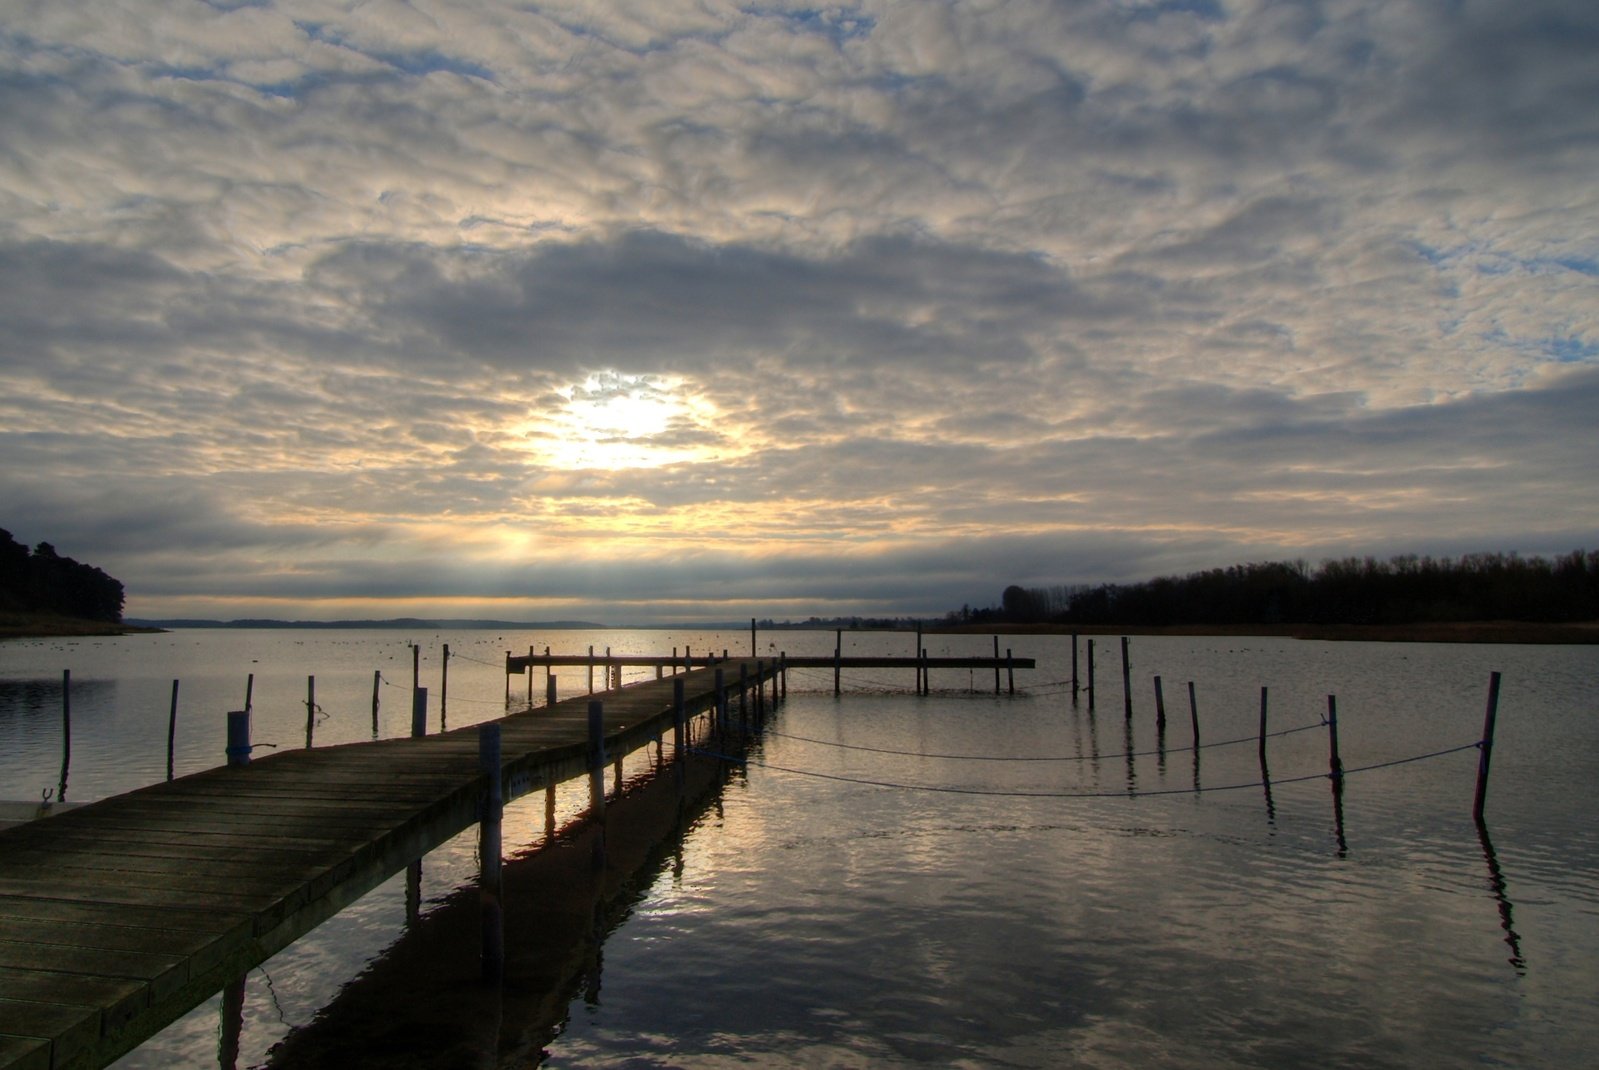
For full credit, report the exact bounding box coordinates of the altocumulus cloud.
[0,0,1594,622]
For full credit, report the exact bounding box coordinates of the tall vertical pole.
[167,679,179,782]
[993,635,1001,694]
[833,632,841,696]
[1258,686,1269,772]
[305,675,316,748]
[59,669,70,801]
[1071,633,1080,704]
[915,624,924,693]
[1120,636,1132,721]
[587,645,595,695]
[1473,671,1503,824]
[1326,694,1343,783]
[1007,649,1015,695]
[751,617,757,658]
[1087,640,1096,711]
[1187,681,1199,747]
[373,669,382,737]
[244,672,254,715]
[412,644,420,693]
[411,686,427,738]
[1153,676,1166,735]
[441,644,449,730]
[546,674,558,707]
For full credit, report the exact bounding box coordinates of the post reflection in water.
[257,742,734,1069]
[1476,822,1527,972]
[217,974,245,1070]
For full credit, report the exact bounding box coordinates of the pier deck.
[0,650,1035,1070]
[0,661,780,1070]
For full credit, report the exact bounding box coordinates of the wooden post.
[833,634,841,696]
[226,709,251,767]
[920,647,929,695]
[1071,632,1080,703]
[751,617,757,658]
[673,677,686,791]
[59,669,70,801]
[672,647,678,674]
[1258,686,1270,776]
[305,675,316,748]
[504,651,511,706]
[1326,694,1343,783]
[244,672,254,714]
[1087,640,1096,711]
[411,686,427,738]
[441,643,449,729]
[528,645,536,703]
[915,624,924,693]
[993,635,1001,694]
[780,653,787,699]
[219,972,245,1070]
[1153,676,1166,734]
[587,645,595,694]
[373,670,382,737]
[1187,681,1199,747]
[546,674,557,707]
[412,644,419,692]
[1473,671,1502,824]
[167,679,179,782]
[1007,649,1015,695]
[479,722,503,983]
[1120,636,1132,721]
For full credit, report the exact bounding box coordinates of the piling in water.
[1120,637,1132,721]
[1473,671,1503,824]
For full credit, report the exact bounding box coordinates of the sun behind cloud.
[521,372,727,471]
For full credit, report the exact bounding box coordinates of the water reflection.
[1476,822,1527,973]
[260,752,733,1068]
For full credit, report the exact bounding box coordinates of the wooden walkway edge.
[0,661,777,1070]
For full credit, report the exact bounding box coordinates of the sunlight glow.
[521,372,726,471]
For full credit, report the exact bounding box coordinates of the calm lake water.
[2,628,1596,1068]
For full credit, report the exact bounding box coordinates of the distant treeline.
[964,551,1599,627]
[0,529,125,623]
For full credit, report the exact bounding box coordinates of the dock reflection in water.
[257,751,734,1069]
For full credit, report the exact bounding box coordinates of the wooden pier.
[0,649,1034,1070]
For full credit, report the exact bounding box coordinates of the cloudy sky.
[2,0,1595,623]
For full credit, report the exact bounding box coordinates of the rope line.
[686,740,1484,800]
[762,719,1326,762]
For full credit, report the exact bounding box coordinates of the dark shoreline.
[933,619,1599,644]
[0,613,163,639]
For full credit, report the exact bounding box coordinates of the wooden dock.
[0,661,784,1070]
[0,649,1035,1070]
